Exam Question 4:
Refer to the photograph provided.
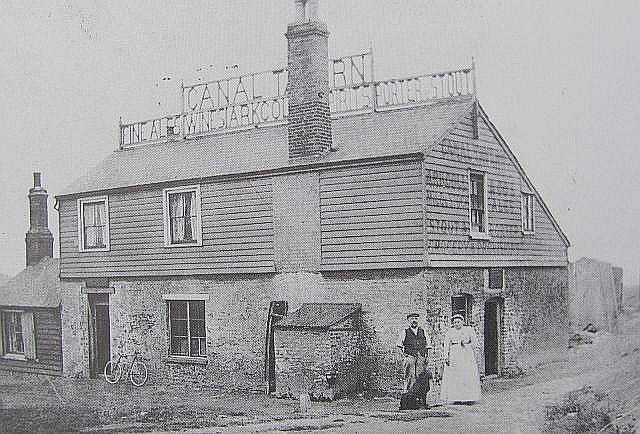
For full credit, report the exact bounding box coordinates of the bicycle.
[104,351,148,386]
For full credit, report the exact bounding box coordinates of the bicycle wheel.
[129,360,148,387]
[104,360,122,384]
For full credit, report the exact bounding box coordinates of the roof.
[59,97,473,196]
[275,303,361,329]
[0,257,61,308]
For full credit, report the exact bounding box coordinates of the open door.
[264,301,288,393]
[88,293,111,378]
[484,298,503,375]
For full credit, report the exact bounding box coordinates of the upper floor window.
[78,197,110,251]
[521,192,535,233]
[469,171,488,235]
[163,186,202,247]
[1,310,36,360]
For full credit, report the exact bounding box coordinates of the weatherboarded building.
[0,174,64,376]
[56,3,569,393]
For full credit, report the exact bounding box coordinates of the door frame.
[483,297,504,376]
[87,292,111,378]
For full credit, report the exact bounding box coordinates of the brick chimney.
[25,172,54,266]
[286,0,332,159]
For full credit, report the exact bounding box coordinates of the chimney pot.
[33,172,42,187]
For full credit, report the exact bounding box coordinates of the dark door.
[88,293,111,378]
[484,298,502,375]
[264,301,288,393]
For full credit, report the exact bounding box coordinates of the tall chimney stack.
[286,0,332,159]
[25,172,53,266]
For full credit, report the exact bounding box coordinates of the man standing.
[397,313,432,392]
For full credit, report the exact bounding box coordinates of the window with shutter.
[1,310,36,360]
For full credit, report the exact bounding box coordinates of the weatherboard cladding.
[425,110,568,267]
[58,178,275,278]
[319,160,425,270]
[57,96,569,277]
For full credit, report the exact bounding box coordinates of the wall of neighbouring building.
[568,258,619,332]
[0,306,63,375]
[59,265,567,392]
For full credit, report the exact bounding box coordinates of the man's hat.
[406,313,420,319]
[451,313,465,321]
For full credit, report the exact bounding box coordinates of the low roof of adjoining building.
[276,303,361,329]
[0,257,61,308]
[58,97,473,197]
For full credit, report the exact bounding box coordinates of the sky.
[1,0,639,285]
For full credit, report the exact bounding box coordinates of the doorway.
[264,301,288,393]
[88,293,111,378]
[484,298,503,375]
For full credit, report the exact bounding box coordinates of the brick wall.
[285,20,332,158]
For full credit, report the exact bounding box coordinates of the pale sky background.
[1,0,639,285]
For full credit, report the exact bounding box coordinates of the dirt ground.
[1,297,639,433]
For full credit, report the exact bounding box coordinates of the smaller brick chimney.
[286,0,332,159]
[25,172,54,266]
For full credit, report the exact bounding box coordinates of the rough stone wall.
[60,280,88,378]
[58,265,567,392]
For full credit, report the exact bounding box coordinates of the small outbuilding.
[568,257,622,332]
[274,303,364,400]
[0,258,63,375]
[0,173,63,376]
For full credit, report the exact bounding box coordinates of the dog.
[399,370,432,410]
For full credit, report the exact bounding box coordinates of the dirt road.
[1,302,639,433]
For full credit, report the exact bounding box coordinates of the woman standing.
[440,313,481,403]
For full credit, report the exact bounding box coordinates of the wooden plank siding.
[59,178,275,278]
[425,112,568,267]
[319,160,425,271]
[0,307,62,375]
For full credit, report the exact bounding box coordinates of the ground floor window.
[1,310,36,359]
[167,300,206,358]
[451,294,473,325]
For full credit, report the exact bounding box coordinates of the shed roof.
[275,303,361,329]
[0,257,61,308]
[59,97,473,196]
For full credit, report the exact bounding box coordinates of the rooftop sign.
[119,51,474,148]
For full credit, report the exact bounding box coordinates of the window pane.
[170,301,188,319]
[189,301,205,320]
[171,337,189,355]
[190,319,205,338]
[171,319,188,336]
[488,269,504,289]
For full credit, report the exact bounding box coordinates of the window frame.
[468,170,489,238]
[77,196,110,252]
[1,310,30,361]
[521,191,535,234]
[485,268,505,291]
[163,294,209,362]
[162,185,203,248]
[451,294,473,326]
